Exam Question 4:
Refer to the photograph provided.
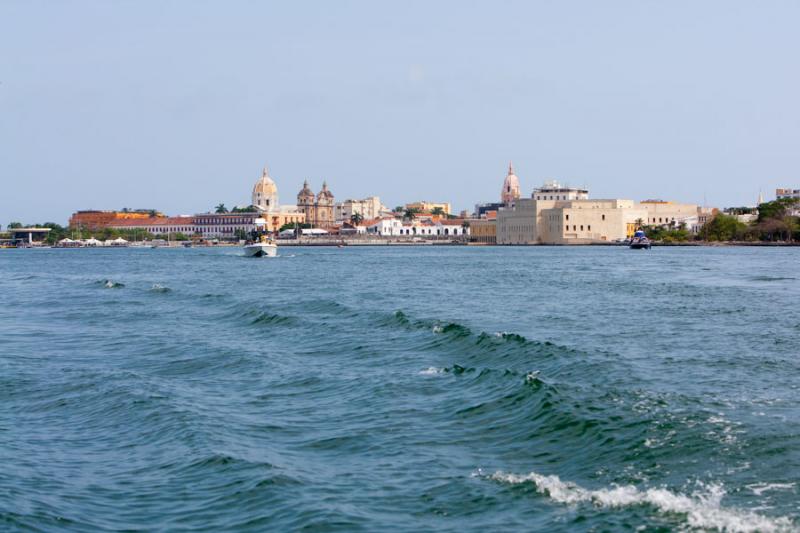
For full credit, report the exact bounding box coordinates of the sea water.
[1,246,798,531]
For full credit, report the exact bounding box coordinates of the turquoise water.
[1,246,799,532]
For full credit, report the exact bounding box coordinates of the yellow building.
[406,201,452,215]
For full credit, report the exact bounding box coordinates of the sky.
[1,0,799,225]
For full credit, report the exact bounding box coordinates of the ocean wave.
[149,284,172,293]
[484,470,796,532]
[97,279,124,288]
[747,483,796,496]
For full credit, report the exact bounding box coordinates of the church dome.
[297,180,314,200]
[501,161,521,205]
[252,165,279,211]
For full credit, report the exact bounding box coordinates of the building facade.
[335,196,387,223]
[469,219,497,244]
[68,210,162,230]
[107,217,197,236]
[296,180,336,227]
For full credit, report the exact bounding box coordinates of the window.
[588,225,591,231]
[602,214,605,221]
[566,214,569,221]
[580,225,584,231]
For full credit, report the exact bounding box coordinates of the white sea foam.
[483,470,797,532]
[432,325,444,334]
[747,483,796,496]
[419,367,445,376]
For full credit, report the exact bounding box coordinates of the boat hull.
[629,242,651,250]
[243,244,277,257]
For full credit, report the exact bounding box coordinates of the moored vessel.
[629,230,651,250]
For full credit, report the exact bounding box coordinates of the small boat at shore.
[629,230,652,250]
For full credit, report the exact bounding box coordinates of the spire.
[322,181,328,190]
[262,165,269,178]
[508,161,515,175]
[758,190,764,205]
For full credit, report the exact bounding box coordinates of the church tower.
[297,180,316,224]
[315,181,335,227]
[501,161,521,206]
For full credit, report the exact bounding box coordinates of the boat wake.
[482,470,796,532]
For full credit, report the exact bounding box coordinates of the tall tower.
[297,180,316,223]
[501,161,521,206]
[252,165,279,212]
[315,181,335,226]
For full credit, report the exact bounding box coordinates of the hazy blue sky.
[2,1,798,224]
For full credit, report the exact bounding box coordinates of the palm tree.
[350,212,364,226]
[635,218,644,230]
[215,203,228,214]
[431,206,445,217]
[403,208,418,221]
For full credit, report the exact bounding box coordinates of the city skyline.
[2,1,798,223]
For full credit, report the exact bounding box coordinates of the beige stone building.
[335,196,387,223]
[497,196,647,245]
[637,200,700,226]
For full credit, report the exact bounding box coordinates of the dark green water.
[1,246,798,531]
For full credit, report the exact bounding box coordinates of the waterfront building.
[193,212,260,238]
[8,227,51,246]
[536,199,647,244]
[334,196,388,223]
[366,218,403,237]
[469,219,497,244]
[497,182,647,244]
[68,210,163,230]
[496,199,539,244]
[496,179,715,244]
[637,200,701,227]
[501,162,521,205]
[405,201,452,215]
[107,217,197,236]
[365,217,469,238]
[194,210,305,237]
[296,180,336,227]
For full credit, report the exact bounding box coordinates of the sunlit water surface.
[1,246,799,531]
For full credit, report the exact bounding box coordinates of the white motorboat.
[243,219,277,257]
[243,240,277,257]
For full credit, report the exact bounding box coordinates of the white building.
[367,219,469,238]
[367,218,403,236]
